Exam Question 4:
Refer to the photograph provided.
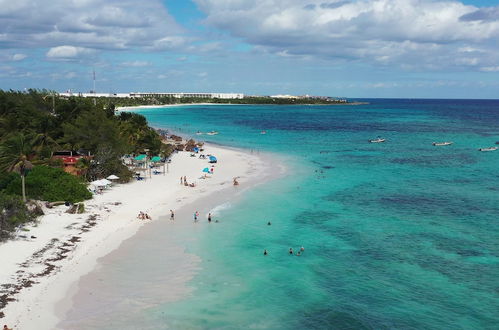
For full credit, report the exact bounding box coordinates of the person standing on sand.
[4,325,12,330]
[170,210,174,220]
[194,211,199,222]
[208,213,212,223]
[180,176,183,184]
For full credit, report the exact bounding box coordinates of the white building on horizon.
[59,91,244,99]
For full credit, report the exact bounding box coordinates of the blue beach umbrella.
[209,155,217,163]
[202,167,210,173]
[193,147,199,153]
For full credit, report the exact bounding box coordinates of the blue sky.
[0,0,498,98]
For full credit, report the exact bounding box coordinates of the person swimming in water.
[289,248,293,255]
[267,221,271,226]
[263,249,268,256]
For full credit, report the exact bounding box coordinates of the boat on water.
[206,131,219,136]
[432,142,453,146]
[196,131,203,135]
[260,130,267,134]
[369,137,386,143]
[478,147,498,152]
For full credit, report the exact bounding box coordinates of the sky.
[0,0,498,98]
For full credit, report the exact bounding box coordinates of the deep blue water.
[126,99,499,329]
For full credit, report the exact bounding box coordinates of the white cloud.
[46,46,95,59]
[121,61,151,67]
[0,0,185,51]
[194,0,499,70]
[12,53,27,61]
[479,66,499,72]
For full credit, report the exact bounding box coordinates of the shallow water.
[68,99,499,329]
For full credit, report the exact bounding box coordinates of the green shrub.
[6,166,92,203]
[0,192,33,240]
[0,171,19,191]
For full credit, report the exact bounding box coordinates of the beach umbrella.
[134,154,147,161]
[202,167,210,173]
[90,179,109,187]
[209,155,217,163]
[193,147,199,153]
[100,179,112,185]
[107,174,119,180]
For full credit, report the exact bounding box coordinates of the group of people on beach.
[180,176,196,187]
[193,211,218,223]
[138,209,217,223]
[167,209,217,223]
[137,211,151,220]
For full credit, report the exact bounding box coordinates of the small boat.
[260,130,267,134]
[196,131,203,135]
[206,131,219,136]
[478,147,498,152]
[432,142,453,146]
[369,137,386,143]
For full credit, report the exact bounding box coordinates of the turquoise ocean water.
[91,100,499,329]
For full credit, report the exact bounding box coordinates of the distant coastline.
[116,101,368,112]
[58,92,364,108]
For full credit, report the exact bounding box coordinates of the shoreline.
[116,103,224,112]
[116,101,367,112]
[0,142,282,329]
[57,151,285,329]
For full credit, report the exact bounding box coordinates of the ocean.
[69,99,499,329]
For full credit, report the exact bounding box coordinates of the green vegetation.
[91,95,349,108]
[0,89,169,236]
[0,192,34,240]
[3,166,92,203]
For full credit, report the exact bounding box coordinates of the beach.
[0,143,275,329]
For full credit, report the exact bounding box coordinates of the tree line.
[98,95,349,108]
[0,89,171,238]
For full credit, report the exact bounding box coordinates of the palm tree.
[0,133,34,202]
[31,132,60,160]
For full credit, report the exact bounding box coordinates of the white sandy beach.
[116,103,220,112]
[0,143,272,329]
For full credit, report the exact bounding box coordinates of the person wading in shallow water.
[208,213,212,223]
[170,209,174,220]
